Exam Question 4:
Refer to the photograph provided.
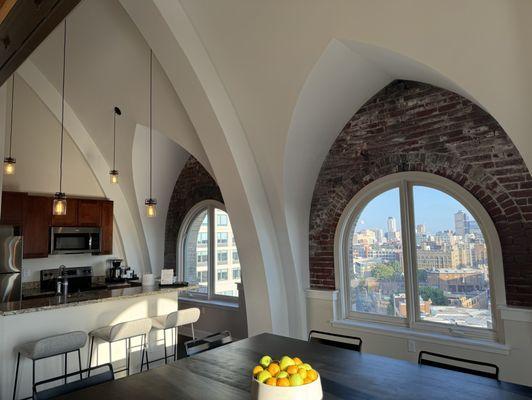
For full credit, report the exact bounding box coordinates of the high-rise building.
[416,224,426,234]
[387,216,397,233]
[454,211,468,236]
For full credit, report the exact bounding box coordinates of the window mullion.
[208,206,215,299]
[399,180,417,327]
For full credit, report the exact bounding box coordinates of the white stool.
[12,331,87,400]
[88,318,152,377]
[150,308,200,363]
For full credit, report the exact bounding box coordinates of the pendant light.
[53,19,68,216]
[3,74,16,175]
[109,106,121,184]
[145,49,157,218]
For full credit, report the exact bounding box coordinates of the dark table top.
[58,333,532,400]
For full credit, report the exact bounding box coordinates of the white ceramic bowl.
[251,375,323,400]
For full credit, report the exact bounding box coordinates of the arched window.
[179,200,241,300]
[337,172,504,340]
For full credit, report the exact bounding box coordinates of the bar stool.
[88,318,152,377]
[150,308,200,363]
[12,331,87,400]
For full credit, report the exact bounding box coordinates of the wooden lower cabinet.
[23,195,52,258]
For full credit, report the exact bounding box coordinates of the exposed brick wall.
[164,156,223,270]
[309,80,532,307]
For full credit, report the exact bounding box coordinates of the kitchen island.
[0,284,195,399]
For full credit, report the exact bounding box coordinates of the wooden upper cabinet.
[23,195,52,259]
[51,198,78,226]
[78,200,101,227]
[100,200,113,255]
[1,191,27,225]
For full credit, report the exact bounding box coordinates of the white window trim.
[177,199,239,304]
[334,172,506,343]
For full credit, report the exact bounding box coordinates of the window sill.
[331,318,510,355]
[179,296,240,311]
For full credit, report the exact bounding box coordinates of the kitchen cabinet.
[78,200,101,226]
[51,198,78,226]
[100,200,113,255]
[0,191,27,225]
[23,195,52,258]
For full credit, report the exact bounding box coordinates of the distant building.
[416,224,426,234]
[454,210,467,236]
[387,216,397,233]
[426,269,486,294]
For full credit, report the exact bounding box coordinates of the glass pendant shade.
[145,198,157,218]
[3,157,15,175]
[109,169,119,184]
[53,192,67,216]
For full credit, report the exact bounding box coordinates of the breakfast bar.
[0,285,194,400]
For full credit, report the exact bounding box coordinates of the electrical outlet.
[22,270,31,279]
[407,339,416,353]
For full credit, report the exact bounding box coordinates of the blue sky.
[355,186,473,234]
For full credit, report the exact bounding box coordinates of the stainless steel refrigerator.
[0,225,23,303]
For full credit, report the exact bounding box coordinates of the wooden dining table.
[57,332,532,399]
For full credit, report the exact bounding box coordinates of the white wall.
[132,124,189,276]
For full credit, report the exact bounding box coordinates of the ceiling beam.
[0,0,81,86]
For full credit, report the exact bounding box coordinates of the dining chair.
[308,330,362,352]
[184,331,233,356]
[418,351,499,380]
[33,363,114,400]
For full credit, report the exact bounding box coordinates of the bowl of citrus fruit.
[251,355,322,400]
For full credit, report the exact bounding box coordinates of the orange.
[297,367,308,379]
[307,369,318,381]
[286,365,299,375]
[277,377,290,387]
[303,377,312,385]
[293,357,303,366]
[265,377,277,386]
[267,363,280,376]
[252,365,264,376]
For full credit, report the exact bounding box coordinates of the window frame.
[177,200,240,303]
[336,172,505,342]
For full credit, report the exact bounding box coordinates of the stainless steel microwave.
[50,227,101,255]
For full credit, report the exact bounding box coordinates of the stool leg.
[126,338,131,376]
[32,360,36,395]
[12,352,20,400]
[173,327,177,361]
[191,323,195,340]
[87,337,94,377]
[140,335,145,372]
[109,342,112,366]
[64,352,68,384]
[77,349,82,381]
[144,334,150,371]
[164,329,168,364]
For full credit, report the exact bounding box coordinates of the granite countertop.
[0,284,195,316]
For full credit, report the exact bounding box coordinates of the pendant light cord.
[59,19,67,193]
[113,109,116,170]
[8,74,14,158]
[149,49,153,199]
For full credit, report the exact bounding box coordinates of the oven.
[50,227,101,255]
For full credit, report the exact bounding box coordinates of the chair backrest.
[24,331,87,360]
[110,318,152,341]
[176,307,201,327]
[418,351,499,380]
[185,330,233,356]
[34,364,114,400]
[308,330,362,352]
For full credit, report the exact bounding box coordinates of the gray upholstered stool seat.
[12,331,87,400]
[150,308,200,363]
[88,318,152,377]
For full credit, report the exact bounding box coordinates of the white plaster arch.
[120,0,289,335]
[282,40,493,335]
[17,59,148,274]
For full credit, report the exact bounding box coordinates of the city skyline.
[357,187,475,234]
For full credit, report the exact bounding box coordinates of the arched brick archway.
[164,156,223,270]
[309,80,532,307]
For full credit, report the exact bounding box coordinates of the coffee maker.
[107,259,124,283]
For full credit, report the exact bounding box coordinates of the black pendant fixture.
[3,74,16,175]
[53,19,68,216]
[109,106,121,184]
[145,50,157,218]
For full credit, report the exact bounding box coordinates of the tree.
[371,262,403,281]
[419,286,448,306]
